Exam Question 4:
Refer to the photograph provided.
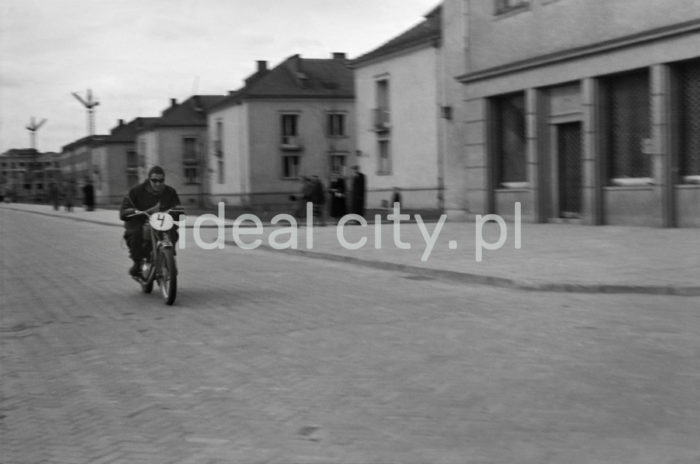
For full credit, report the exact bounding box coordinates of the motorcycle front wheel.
[141,259,154,294]
[157,248,177,305]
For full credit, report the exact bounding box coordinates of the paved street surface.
[1,206,700,463]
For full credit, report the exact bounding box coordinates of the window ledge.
[610,177,654,186]
[500,181,530,189]
[495,5,530,19]
[682,175,700,185]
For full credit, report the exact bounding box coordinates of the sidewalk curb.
[5,205,699,297]
[2,207,123,228]
[253,245,700,297]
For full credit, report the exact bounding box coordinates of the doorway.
[556,122,582,218]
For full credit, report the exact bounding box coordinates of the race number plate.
[149,212,174,231]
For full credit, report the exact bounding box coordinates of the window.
[214,120,224,156]
[327,113,346,137]
[602,70,650,181]
[215,120,224,184]
[374,79,390,131]
[329,153,347,175]
[182,137,200,184]
[281,114,299,145]
[126,150,138,186]
[138,140,146,167]
[217,159,224,184]
[492,92,527,185]
[282,155,300,179]
[678,59,700,180]
[378,140,391,175]
[495,0,529,15]
[126,150,138,168]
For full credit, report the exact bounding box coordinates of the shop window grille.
[679,60,700,178]
[493,92,527,185]
[604,71,650,180]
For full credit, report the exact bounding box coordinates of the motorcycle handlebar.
[125,207,184,219]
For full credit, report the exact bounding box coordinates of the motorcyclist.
[119,166,182,277]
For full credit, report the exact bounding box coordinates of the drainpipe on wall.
[437,42,447,213]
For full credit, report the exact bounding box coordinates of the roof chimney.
[257,60,267,73]
[170,98,177,107]
[332,52,346,60]
[118,119,125,126]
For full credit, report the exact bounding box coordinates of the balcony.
[280,135,303,151]
[372,108,391,133]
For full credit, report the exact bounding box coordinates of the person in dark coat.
[118,166,182,277]
[82,180,95,211]
[310,175,326,226]
[351,165,366,217]
[391,186,402,208]
[48,182,61,210]
[295,176,313,219]
[64,180,76,212]
[328,173,347,222]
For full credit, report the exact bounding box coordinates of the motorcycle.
[127,207,184,305]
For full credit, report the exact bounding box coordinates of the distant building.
[137,95,226,208]
[60,135,108,205]
[451,0,700,227]
[0,148,61,202]
[206,53,355,209]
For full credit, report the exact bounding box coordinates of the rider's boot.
[129,259,141,277]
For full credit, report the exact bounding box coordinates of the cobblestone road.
[1,209,699,463]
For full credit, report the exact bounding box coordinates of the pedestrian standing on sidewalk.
[293,176,313,219]
[351,165,366,217]
[311,175,326,226]
[328,173,347,223]
[391,186,402,208]
[64,180,76,212]
[82,179,95,211]
[48,182,61,210]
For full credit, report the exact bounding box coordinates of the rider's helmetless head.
[147,166,166,194]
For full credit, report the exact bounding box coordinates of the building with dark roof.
[136,95,226,206]
[206,53,354,208]
[90,117,159,203]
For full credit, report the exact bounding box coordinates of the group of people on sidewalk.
[295,165,366,226]
[47,180,95,212]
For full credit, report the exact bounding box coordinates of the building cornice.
[457,19,700,84]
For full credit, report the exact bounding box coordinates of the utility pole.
[25,117,47,150]
[71,88,100,136]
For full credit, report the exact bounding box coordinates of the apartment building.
[206,53,354,208]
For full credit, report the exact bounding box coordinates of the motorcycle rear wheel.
[158,248,177,305]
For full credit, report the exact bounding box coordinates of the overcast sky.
[0,0,439,154]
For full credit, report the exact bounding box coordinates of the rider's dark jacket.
[119,181,181,224]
